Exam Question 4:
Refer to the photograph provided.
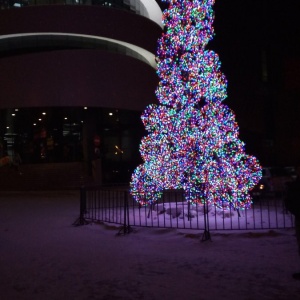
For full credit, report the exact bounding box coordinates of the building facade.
[1,0,299,188]
[0,0,163,184]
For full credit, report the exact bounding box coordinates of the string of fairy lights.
[130,0,262,209]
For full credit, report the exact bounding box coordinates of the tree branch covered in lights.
[130,0,262,209]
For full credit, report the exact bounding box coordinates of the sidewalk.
[0,191,300,300]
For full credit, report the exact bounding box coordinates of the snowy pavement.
[1,191,300,300]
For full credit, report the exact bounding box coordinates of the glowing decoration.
[130,0,262,209]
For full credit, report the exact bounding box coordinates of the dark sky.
[156,0,299,55]
[155,0,300,104]
[156,0,299,53]
[156,0,300,97]
[155,0,300,165]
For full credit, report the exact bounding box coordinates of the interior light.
[109,112,113,116]
[38,118,42,121]
[115,145,124,153]
[15,108,19,111]
[11,114,15,116]
[42,112,46,115]
[84,107,88,110]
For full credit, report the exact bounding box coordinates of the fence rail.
[74,186,295,237]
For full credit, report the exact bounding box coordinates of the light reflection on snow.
[83,191,295,231]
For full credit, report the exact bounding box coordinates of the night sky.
[156,0,300,93]
[156,0,300,166]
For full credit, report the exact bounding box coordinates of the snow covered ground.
[1,191,300,300]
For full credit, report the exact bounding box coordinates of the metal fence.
[74,186,295,238]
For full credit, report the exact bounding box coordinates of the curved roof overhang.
[132,0,163,28]
[0,0,163,29]
[0,32,157,69]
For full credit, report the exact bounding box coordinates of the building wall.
[0,49,158,110]
[0,5,161,110]
[0,5,161,53]
[0,4,162,184]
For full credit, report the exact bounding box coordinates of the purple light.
[130,0,262,209]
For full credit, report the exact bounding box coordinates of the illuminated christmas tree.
[130,0,262,209]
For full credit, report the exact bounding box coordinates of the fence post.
[118,190,133,235]
[73,186,89,226]
[201,198,211,241]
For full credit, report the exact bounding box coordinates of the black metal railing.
[74,186,295,238]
